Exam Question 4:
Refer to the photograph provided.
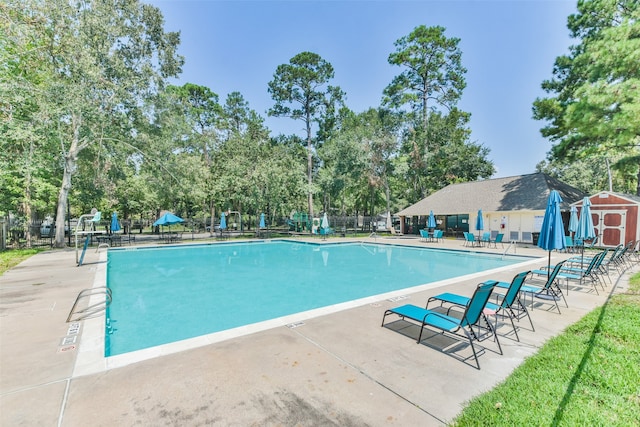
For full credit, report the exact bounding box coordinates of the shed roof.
[396,173,587,216]
[571,191,640,206]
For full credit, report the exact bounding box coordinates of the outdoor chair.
[498,260,568,314]
[480,232,491,246]
[594,245,624,283]
[541,251,607,296]
[464,232,479,247]
[319,227,334,240]
[419,229,430,242]
[433,229,443,242]
[381,281,501,369]
[622,240,638,266]
[427,271,532,342]
[564,236,575,253]
[490,233,505,248]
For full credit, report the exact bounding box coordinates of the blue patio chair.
[564,236,575,253]
[319,227,334,240]
[499,260,568,314]
[462,232,470,246]
[481,232,491,246]
[490,233,505,248]
[433,229,443,242]
[464,232,478,247]
[381,281,501,369]
[536,251,606,296]
[557,250,607,294]
[419,229,430,242]
[427,271,533,342]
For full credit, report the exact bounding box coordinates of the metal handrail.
[502,241,517,259]
[66,287,112,322]
[95,242,110,253]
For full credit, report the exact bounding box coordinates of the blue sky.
[149,0,577,178]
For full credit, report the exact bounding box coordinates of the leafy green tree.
[320,108,399,217]
[383,25,490,201]
[1,3,62,244]
[164,83,223,222]
[384,25,466,140]
[421,109,494,191]
[536,152,637,195]
[268,51,344,217]
[4,0,183,247]
[533,0,640,194]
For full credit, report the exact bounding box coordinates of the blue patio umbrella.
[427,211,436,229]
[476,210,484,235]
[575,197,596,265]
[220,212,227,230]
[575,197,595,242]
[259,213,266,228]
[153,212,184,227]
[110,211,121,234]
[538,190,566,280]
[568,205,579,236]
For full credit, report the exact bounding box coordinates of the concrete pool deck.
[1,236,634,426]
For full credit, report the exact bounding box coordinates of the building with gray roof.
[396,173,587,243]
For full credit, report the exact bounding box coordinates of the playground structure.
[75,210,104,266]
[287,211,312,233]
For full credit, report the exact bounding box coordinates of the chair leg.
[514,298,535,332]
[504,310,519,341]
[462,329,481,370]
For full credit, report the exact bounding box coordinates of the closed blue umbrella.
[538,190,566,280]
[568,206,579,235]
[220,212,227,230]
[476,210,484,233]
[110,211,121,233]
[575,197,596,265]
[259,213,266,228]
[427,211,436,229]
[575,198,595,242]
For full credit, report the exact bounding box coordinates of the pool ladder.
[501,240,517,259]
[67,287,112,322]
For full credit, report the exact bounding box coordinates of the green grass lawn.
[452,273,640,426]
[0,248,44,276]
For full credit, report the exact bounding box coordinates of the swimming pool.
[105,241,531,356]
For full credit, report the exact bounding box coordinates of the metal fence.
[1,214,400,250]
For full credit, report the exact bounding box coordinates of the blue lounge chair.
[419,229,430,242]
[433,229,443,242]
[536,251,606,296]
[499,260,568,314]
[427,271,533,342]
[381,281,500,369]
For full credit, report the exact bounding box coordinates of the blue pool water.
[105,241,529,356]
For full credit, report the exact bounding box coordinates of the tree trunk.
[23,141,35,248]
[54,156,74,248]
[54,114,82,248]
[306,115,314,218]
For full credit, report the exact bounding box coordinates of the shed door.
[596,210,626,247]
